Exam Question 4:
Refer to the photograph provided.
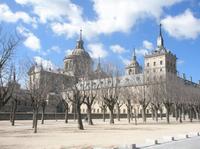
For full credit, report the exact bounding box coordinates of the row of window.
[147,60,163,67]
[146,68,163,73]
[147,61,176,68]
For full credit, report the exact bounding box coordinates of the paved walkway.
[143,136,200,149]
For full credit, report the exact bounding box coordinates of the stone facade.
[2,26,200,116]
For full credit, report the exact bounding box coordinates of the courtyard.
[0,118,200,149]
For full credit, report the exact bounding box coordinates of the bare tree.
[116,100,123,121]
[0,28,20,110]
[66,81,86,130]
[100,64,120,124]
[61,96,70,124]
[120,86,136,124]
[82,80,99,125]
[136,84,151,123]
[25,64,50,133]
[98,100,107,122]
[9,69,21,126]
[149,82,163,122]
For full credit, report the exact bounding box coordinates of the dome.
[126,59,139,68]
[72,48,90,58]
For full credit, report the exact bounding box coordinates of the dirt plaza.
[0,118,200,149]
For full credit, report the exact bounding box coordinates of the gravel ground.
[0,118,200,149]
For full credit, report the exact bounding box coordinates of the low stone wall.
[0,112,124,120]
[0,112,163,120]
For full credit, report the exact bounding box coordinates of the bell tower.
[125,49,142,75]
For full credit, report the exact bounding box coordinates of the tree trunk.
[65,105,68,123]
[151,108,155,120]
[11,100,17,126]
[32,110,35,128]
[155,109,158,122]
[179,107,182,123]
[102,107,106,122]
[10,101,14,122]
[182,105,186,121]
[194,107,199,120]
[175,104,179,121]
[134,108,137,125]
[160,108,163,120]
[131,106,133,121]
[109,108,114,124]
[87,106,93,125]
[165,105,170,124]
[142,106,146,123]
[76,99,84,130]
[117,104,120,121]
[127,106,131,123]
[189,107,193,122]
[73,103,76,121]
[41,105,45,124]
[34,107,38,133]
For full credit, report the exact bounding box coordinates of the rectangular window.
[154,62,156,66]
[147,63,149,67]
[160,60,163,65]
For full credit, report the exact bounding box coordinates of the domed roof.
[126,49,139,68]
[64,29,91,60]
[128,60,139,67]
[72,47,90,58]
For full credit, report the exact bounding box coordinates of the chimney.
[190,76,192,82]
[182,73,186,80]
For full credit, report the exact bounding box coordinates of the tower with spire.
[125,49,142,75]
[144,24,177,81]
[93,57,108,79]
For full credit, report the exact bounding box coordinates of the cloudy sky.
[1,0,200,82]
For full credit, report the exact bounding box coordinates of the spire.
[159,23,162,37]
[157,23,164,49]
[76,29,84,49]
[133,48,136,61]
[79,29,82,41]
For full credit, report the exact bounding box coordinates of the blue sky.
[0,0,200,83]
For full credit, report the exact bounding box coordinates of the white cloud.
[51,22,81,39]
[89,0,182,36]
[17,26,41,51]
[48,46,61,54]
[0,3,33,24]
[24,34,41,51]
[34,56,56,70]
[177,59,184,65]
[15,0,83,24]
[110,44,126,54]
[15,0,182,40]
[135,40,153,56]
[65,49,73,56]
[119,56,130,65]
[135,48,149,56]
[87,43,108,59]
[161,9,200,39]
[143,40,153,50]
